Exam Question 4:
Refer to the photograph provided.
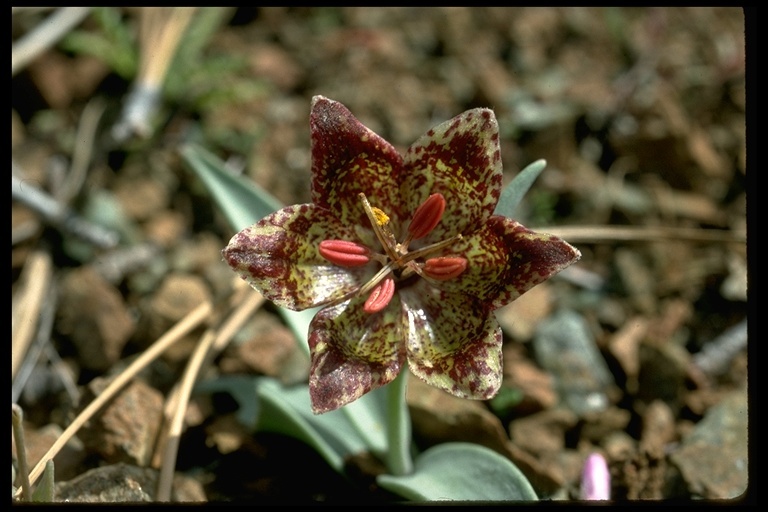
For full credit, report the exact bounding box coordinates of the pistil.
[317,192,468,313]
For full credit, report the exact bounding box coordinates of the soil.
[12,7,750,504]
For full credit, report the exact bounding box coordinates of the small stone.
[58,267,135,371]
[508,408,579,456]
[669,388,748,499]
[533,309,614,415]
[54,462,206,502]
[78,378,164,467]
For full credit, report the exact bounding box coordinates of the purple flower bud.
[580,452,610,500]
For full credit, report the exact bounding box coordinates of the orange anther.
[423,257,468,281]
[408,193,446,240]
[319,240,371,267]
[363,275,396,313]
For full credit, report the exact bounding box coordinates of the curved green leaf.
[181,143,283,229]
[255,377,370,472]
[493,159,546,219]
[377,443,538,502]
[31,460,55,502]
[180,143,314,357]
[194,375,261,430]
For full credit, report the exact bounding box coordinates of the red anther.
[408,193,446,240]
[318,240,371,267]
[363,275,395,313]
[423,257,468,281]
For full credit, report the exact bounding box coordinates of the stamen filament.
[313,260,399,310]
[359,193,401,265]
[399,233,463,265]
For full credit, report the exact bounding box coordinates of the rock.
[140,272,212,361]
[669,387,748,499]
[12,423,85,484]
[54,462,206,502]
[78,378,164,467]
[533,309,614,415]
[57,267,136,371]
[407,375,511,459]
[639,400,676,456]
[508,407,578,456]
[219,310,309,384]
[496,283,554,342]
[580,406,632,445]
[502,344,558,414]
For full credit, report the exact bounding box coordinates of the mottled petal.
[400,281,502,400]
[310,96,406,232]
[308,295,406,414]
[222,204,377,310]
[430,216,581,310]
[402,108,502,244]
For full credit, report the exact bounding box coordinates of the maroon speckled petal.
[310,96,407,232]
[399,281,503,400]
[401,108,502,245]
[222,204,377,311]
[307,295,406,414]
[430,216,581,309]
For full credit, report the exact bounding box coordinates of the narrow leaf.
[180,143,282,229]
[494,159,546,219]
[31,460,55,502]
[255,378,370,472]
[180,143,313,356]
[194,375,261,430]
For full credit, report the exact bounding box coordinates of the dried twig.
[12,167,120,249]
[155,289,264,501]
[13,301,214,499]
[11,7,91,76]
[56,98,106,205]
[541,224,746,244]
[12,280,58,404]
[112,8,198,141]
[12,250,52,380]
[692,318,748,377]
[12,404,32,501]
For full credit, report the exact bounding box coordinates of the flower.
[223,96,581,414]
[580,452,611,500]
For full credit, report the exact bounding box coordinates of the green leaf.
[31,460,55,502]
[60,7,138,79]
[180,143,313,356]
[493,159,547,219]
[255,378,372,472]
[377,443,538,502]
[181,143,283,229]
[193,375,261,430]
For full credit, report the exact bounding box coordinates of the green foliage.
[494,159,547,219]
[30,461,55,502]
[60,7,138,79]
[377,443,538,501]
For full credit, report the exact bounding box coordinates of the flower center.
[319,192,468,313]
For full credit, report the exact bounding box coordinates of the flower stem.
[386,366,413,476]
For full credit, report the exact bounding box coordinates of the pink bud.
[319,240,371,267]
[363,276,395,313]
[423,257,468,281]
[580,453,610,500]
[408,193,446,240]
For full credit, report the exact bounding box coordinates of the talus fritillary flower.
[223,96,581,414]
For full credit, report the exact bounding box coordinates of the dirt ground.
[12,7,750,503]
